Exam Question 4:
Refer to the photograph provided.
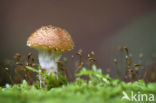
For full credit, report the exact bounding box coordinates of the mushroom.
[27,25,74,75]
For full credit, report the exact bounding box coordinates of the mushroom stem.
[38,49,62,75]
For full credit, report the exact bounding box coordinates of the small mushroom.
[27,25,74,75]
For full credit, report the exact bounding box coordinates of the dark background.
[0,0,156,73]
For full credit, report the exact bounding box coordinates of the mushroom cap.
[27,25,74,52]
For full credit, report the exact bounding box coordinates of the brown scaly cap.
[27,25,74,52]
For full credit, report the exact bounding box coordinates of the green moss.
[0,65,156,103]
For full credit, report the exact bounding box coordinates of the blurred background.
[0,0,156,84]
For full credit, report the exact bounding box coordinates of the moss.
[0,67,156,103]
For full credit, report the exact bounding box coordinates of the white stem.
[38,49,62,75]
